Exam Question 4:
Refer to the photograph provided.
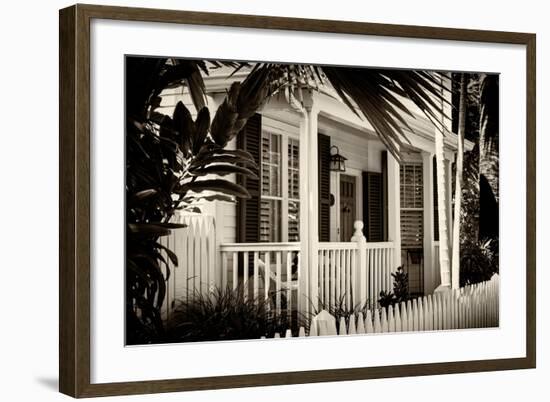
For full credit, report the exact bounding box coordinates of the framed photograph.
[59,4,536,398]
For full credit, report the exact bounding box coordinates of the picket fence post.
[351,221,367,306]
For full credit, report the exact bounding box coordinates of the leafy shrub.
[460,238,498,287]
[378,266,410,309]
[125,58,269,344]
[164,286,290,343]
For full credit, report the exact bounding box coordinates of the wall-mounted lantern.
[330,145,347,172]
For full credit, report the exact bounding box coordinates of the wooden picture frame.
[59,3,536,398]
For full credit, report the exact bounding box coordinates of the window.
[260,131,300,242]
[260,132,282,242]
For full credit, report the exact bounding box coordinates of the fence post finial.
[351,220,366,242]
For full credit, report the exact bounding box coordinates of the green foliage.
[378,266,410,309]
[165,286,289,342]
[460,238,498,287]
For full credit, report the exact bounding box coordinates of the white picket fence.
[265,274,499,338]
[157,215,495,332]
[159,214,217,320]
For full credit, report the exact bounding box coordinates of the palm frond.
[226,63,451,160]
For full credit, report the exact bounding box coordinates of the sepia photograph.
[125,57,500,345]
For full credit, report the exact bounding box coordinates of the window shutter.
[363,172,383,242]
[236,114,261,243]
[381,151,388,241]
[400,162,423,249]
[318,133,331,242]
[362,152,388,242]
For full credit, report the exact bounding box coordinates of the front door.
[339,174,356,241]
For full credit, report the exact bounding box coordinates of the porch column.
[387,152,401,272]
[434,75,452,291]
[422,152,435,294]
[435,136,451,290]
[298,92,319,317]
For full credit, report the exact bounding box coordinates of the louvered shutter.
[400,162,423,249]
[362,151,388,242]
[318,133,331,242]
[236,114,261,243]
[363,172,383,241]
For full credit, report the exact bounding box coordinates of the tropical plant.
[165,286,289,342]
[378,266,410,308]
[126,58,272,344]
[459,238,498,286]
[453,73,499,286]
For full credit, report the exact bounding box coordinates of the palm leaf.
[227,63,450,160]
[178,179,251,199]
[189,164,259,179]
[320,66,450,159]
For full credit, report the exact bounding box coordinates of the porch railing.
[364,241,396,305]
[219,242,301,320]
[162,219,398,323]
[317,240,395,311]
[317,242,358,310]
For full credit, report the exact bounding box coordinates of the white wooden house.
[157,67,473,321]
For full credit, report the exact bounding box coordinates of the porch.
[160,216,397,322]
[159,213,444,326]
[157,75,462,324]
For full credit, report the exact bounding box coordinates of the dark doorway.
[340,174,356,241]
